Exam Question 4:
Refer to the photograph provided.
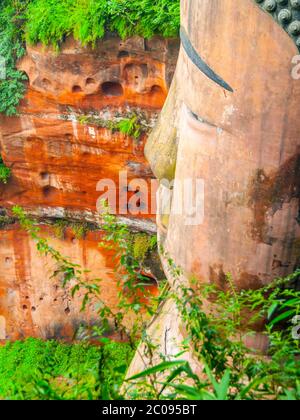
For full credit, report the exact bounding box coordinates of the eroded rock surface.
[0,224,119,341]
[0,35,179,341]
[0,35,179,220]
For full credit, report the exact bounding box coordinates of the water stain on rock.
[248,151,300,243]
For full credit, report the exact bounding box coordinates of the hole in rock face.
[43,186,56,198]
[101,81,124,97]
[72,85,83,93]
[65,308,71,315]
[86,78,95,85]
[65,133,73,141]
[118,50,130,58]
[22,305,27,310]
[5,257,11,265]
[141,64,148,77]
[40,172,49,181]
[124,63,148,84]
[41,78,51,89]
[31,307,36,312]
[151,85,163,94]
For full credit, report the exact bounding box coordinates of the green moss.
[0,215,15,229]
[131,233,157,264]
[71,222,90,239]
[0,338,133,400]
[53,219,69,239]
[52,219,93,240]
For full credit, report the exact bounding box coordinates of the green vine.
[131,233,157,264]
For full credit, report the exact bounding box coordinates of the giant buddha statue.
[147,0,300,290]
[127,0,300,375]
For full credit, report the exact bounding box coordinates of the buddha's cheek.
[160,107,256,286]
[161,110,219,278]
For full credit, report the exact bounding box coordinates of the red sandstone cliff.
[0,35,179,341]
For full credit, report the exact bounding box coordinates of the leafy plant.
[71,221,90,239]
[117,115,142,140]
[77,112,148,141]
[0,155,11,183]
[0,1,29,116]
[98,340,134,400]
[52,219,69,239]
[125,255,300,400]
[12,206,300,400]
[0,338,132,400]
[25,0,180,48]
[131,233,157,263]
[99,202,161,322]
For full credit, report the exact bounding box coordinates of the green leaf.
[127,360,187,381]
[267,302,279,320]
[205,365,231,400]
[269,309,296,327]
[168,383,216,400]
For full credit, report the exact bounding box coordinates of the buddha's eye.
[184,103,218,130]
[186,106,203,123]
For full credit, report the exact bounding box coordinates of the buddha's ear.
[145,73,181,182]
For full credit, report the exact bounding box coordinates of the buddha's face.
[146,0,300,290]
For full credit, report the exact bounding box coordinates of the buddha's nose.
[145,77,180,182]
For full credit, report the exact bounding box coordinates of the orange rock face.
[0,223,159,342]
[0,35,178,221]
[0,35,178,341]
[0,224,117,341]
